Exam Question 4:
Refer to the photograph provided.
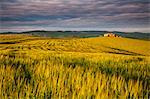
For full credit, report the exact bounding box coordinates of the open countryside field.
[0,34,150,98]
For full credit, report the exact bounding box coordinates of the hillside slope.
[0,34,150,98]
[0,35,149,56]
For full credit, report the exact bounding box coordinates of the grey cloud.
[0,0,149,32]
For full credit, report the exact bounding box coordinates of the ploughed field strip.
[0,34,150,98]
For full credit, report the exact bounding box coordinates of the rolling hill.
[0,34,149,56]
[0,34,149,98]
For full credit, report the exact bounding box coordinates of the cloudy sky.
[0,0,150,32]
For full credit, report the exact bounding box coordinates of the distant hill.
[1,30,149,40]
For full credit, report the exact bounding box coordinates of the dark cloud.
[0,0,149,32]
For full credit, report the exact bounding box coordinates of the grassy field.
[0,34,150,99]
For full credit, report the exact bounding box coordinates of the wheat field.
[0,34,150,99]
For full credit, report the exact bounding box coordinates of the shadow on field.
[104,46,144,56]
[0,42,17,44]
